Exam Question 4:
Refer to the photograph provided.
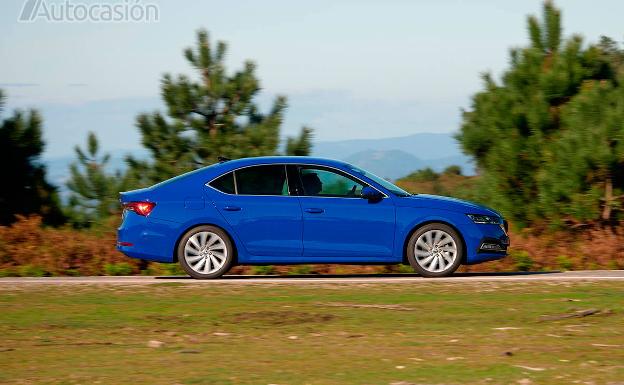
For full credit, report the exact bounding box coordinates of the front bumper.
[464,222,509,264]
[478,234,510,253]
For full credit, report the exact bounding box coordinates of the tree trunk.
[602,177,613,221]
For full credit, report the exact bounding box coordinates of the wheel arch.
[402,220,467,264]
[172,223,238,264]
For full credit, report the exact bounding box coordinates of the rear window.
[209,172,235,194]
[236,165,288,196]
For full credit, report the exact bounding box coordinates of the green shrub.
[104,262,133,276]
[405,168,439,182]
[0,268,17,277]
[443,165,462,176]
[394,264,415,273]
[511,250,533,271]
[138,262,187,276]
[161,263,186,276]
[382,264,415,273]
[556,255,573,271]
[251,265,276,275]
[18,265,47,277]
[586,262,600,270]
[288,265,313,275]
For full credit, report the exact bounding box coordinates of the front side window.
[298,166,365,198]
[236,165,288,196]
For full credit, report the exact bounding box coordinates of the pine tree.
[0,89,64,225]
[456,1,621,226]
[66,132,128,226]
[128,30,312,186]
[285,126,313,156]
[539,72,624,224]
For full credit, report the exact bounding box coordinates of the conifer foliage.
[457,2,624,226]
[66,132,128,227]
[128,30,312,186]
[285,126,313,156]
[0,89,64,225]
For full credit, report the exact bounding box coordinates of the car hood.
[396,194,502,217]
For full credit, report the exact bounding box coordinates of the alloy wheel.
[414,229,458,273]
[183,231,228,274]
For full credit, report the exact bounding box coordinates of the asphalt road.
[0,270,623,285]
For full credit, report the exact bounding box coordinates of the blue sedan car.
[117,156,509,278]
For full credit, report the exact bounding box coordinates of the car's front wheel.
[406,223,463,278]
[177,225,234,279]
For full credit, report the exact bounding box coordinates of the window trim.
[207,164,290,197]
[205,163,387,199]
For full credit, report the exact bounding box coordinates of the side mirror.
[361,186,383,203]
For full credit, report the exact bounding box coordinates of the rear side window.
[210,172,235,194]
[236,165,288,196]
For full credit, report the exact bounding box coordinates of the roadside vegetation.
[396,166,478,201]
[395,170,624,274]
[1,1,623,275]
[1,281,623,384]
[1,213,622,277]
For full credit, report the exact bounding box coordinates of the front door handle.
[223,205,241,212]
[304,208,324,214]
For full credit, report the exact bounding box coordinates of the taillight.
[123,201,156,216]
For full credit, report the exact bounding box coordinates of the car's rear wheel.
[406,223,463,278]
[177,225,234,279]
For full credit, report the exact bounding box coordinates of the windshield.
[348,166,412,197]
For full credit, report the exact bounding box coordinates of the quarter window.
[209,172,235,194]
[298,166,365,198]
[236,165,288,196]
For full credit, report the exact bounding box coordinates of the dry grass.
[1,281,623,384]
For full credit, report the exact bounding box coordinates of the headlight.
[467,214,502,224]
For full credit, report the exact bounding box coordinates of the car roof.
[149,156,356,190]
[217,156,350,169]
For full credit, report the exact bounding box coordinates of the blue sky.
[1,0,623,158]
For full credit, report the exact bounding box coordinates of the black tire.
[177,225,234,279]
[406,223,463,278]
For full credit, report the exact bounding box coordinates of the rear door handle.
[223,206,241,211]
[304,208,324,214]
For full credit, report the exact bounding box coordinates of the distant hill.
[342,149,470,180]
[44,132,474,199]
[343,150,426,180]
[313,132,474,178]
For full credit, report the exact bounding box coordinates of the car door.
[292,165,396,261]
[209,164,303,258]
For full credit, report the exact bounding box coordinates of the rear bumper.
[117,212,178,263]
[117,246,171,262]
